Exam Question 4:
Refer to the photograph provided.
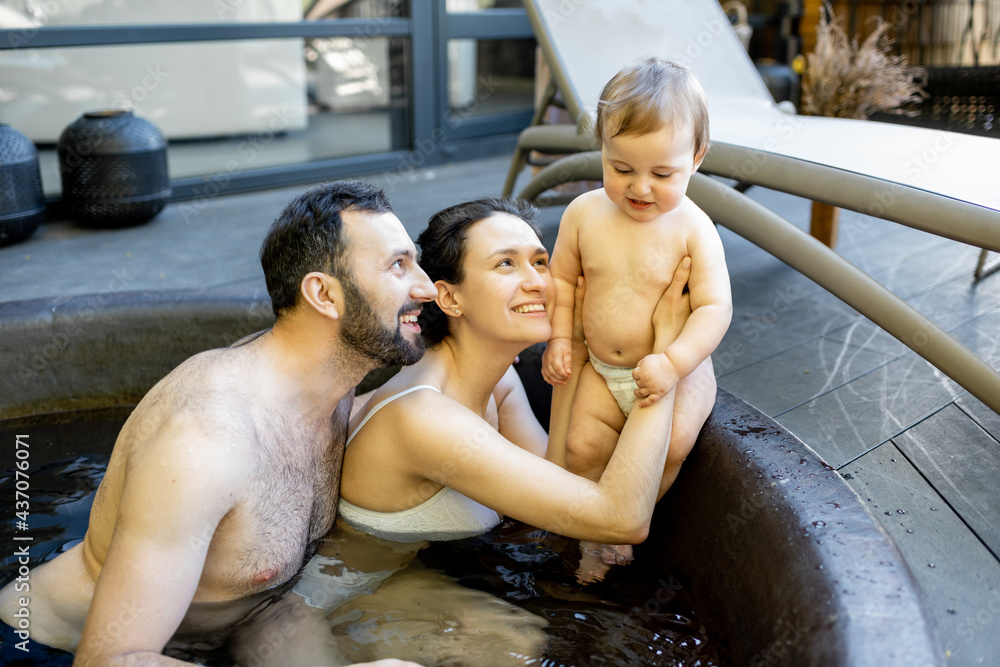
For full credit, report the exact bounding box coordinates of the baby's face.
[600,122,701,223]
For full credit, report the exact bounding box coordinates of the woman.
[338,196,689,545]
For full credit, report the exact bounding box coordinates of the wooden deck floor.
[1,153,998,665]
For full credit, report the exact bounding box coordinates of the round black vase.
[0,123,45,246]
[58,110,171,228]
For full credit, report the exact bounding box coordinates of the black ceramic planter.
[58,110,171,228]
[0,123,45,246]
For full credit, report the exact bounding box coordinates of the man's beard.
[338,276,425,367]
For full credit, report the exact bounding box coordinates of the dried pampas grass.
[803,4,926,119]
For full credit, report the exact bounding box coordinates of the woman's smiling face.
[450,212,553,345]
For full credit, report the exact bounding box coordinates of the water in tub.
[0,408,720,666]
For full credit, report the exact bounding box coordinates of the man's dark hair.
[416,196,540,345]
[260,180,392,318]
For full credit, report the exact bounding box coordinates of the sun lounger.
[508,0,1000,415]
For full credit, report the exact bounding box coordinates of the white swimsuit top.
[338,385,502,543]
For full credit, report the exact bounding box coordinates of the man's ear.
[300,272,344,321]
[435,280,462,316]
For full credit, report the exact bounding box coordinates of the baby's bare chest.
[578,222,687,294]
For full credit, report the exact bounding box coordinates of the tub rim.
[1,289,944,666]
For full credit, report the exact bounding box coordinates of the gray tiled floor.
[2,153,999,665]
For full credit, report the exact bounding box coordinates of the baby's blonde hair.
[594,57,710,160]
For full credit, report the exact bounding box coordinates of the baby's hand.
[632,352,681,408]
[542,338,574,385]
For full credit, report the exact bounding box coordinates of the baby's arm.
[542,200,585,386]
[634,217,732,408]
[646,215,732,401]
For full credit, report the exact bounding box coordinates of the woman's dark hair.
[416,197,541,345]
[260,180,392,318]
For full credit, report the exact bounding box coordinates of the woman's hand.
[652,256,693,354]
[632,257,693,409]
[569,275,588,364]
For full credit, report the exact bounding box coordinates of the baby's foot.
[575,541,634,584]
[602,543,634,566]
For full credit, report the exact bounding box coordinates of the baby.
[542,57,732,582]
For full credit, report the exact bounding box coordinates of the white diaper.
[588,347,638,417]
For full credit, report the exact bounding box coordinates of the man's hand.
[542,337,573,385]
[633,352,681,409]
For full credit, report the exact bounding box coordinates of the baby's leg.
[564,363,629,583]
[564,362,627,482]
[658,356,717,499]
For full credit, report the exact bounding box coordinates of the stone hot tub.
[0,290,944,666]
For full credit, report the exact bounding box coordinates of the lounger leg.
[503,79,559,197]
[502,146,528,197]
[809,201,838,248]
[974,249,1000,282]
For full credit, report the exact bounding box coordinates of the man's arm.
[75,418,246,667]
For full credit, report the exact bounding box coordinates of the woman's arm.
[633,256,696,407]
[391,387,675,545]
[494,365,549,458]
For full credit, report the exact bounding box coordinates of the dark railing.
[0,2,535,205]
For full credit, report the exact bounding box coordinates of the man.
[0,181,434,666]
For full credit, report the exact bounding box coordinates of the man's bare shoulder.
[123,345,264,459]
